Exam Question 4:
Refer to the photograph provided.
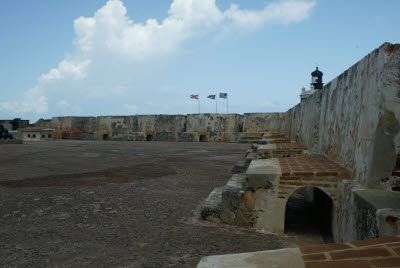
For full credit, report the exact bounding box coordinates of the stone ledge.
[197,236,400,268]
[246,158,281,189]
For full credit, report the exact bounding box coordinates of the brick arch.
[284,185,335,203]
[283,186,336,240]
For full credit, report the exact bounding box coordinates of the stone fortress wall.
[37,44,400,186]
[31,42,400,242]
[283,43,400,242]
[284,42,400,188]
[36,113,286,142]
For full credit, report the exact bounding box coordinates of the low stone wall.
[243,113,285,133]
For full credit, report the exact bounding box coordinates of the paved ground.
[0,141,320,267]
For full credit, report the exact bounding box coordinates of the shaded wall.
[285,43,400,187]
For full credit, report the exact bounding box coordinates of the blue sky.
[1,0,399,122]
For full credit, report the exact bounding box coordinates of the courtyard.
[0,141,325,267]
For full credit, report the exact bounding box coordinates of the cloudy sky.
[1,0,399,122]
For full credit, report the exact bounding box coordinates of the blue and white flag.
[207,94,216,99]
[219,93,228,99]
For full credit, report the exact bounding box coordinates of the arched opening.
[199,134,208,142]
[103,134,110,141]
[285,186,333,243]
[146,134,153,141]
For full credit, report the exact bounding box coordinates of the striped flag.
[207,94,216,99]
[219,93,228,99]
[191,94,199,99]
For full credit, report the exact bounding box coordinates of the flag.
[219,93,228,99]
[191,94,199,99]
[207,94,216,99]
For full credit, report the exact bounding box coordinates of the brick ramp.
[197,235,400,267]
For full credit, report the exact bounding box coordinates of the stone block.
[231,160,246,174]
[246,159,281,190]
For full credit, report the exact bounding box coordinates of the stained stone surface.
[0,140,290,268]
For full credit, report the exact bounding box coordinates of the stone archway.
[103,134,110,141]
[146,134,154,141]
[199,134,208,142]
[284,186,334,242]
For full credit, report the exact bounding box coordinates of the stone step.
[239,139,267,144]
[256,143,307,159]
[240,136,263,141]
[263,133,286,139]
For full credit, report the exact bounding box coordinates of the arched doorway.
[146,134,154,141]
[199,134,208,142]
[285,186,333,242]
[103,134,110,140]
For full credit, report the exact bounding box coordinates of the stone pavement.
[198,235,400,267]
[0,140,291,267]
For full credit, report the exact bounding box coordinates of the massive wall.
[285,43,400,187]
[284,43,400,242]
[44,113,286,142]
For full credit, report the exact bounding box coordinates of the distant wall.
[187,114,242,133]
[243,113,285,133]
[41,113,283,142]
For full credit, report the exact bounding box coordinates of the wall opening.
[146,134,154,141]
[285,186,333,243]
[199,134,208,142]
[103,134,110,141]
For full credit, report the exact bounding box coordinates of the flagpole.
[198,99,200,114]
[227,94,228,114]
[216,97,217,113]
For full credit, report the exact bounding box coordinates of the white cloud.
[225,0,316,30]
[1,86,48,114]
[0,0,316,119]
[40,59,91,82]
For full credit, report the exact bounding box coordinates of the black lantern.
[311,67,323,90]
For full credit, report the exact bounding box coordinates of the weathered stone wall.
[138,115,186,133]
[50,116,96,140]
[187,114,242,133]
[285,43,400,187]
[243,113,286,133]
[96,116,137,140]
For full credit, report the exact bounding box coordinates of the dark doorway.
[103,134,110,141]
[199,134,208,142]
[146,134,154,141]
[285,187,333,243]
